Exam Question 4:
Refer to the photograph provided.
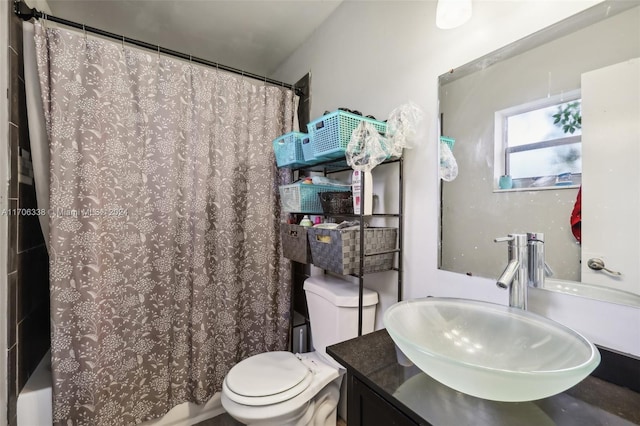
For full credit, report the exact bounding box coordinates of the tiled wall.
[6,3,51,425]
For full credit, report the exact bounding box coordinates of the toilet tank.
[304,275,379,355]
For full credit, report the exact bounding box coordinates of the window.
[494,90,582,189]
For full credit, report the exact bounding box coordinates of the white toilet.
[221,275,379,426]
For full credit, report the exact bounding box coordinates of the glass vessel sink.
[383,298,600,402]
[546,279,640,308]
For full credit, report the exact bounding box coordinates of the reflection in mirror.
[438,2,640,307]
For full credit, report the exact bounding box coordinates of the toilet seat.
[223,351,313,406]
[221,351,343,425]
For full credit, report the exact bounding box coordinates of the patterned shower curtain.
[34,22,294,425]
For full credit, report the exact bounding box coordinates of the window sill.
[493,184,580,193]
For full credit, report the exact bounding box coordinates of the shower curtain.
[32,22,295,425]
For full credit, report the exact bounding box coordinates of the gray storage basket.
[307,227,397,275]
[280,223,312,264]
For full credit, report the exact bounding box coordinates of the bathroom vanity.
[327,330,640,426]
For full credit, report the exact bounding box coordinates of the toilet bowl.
[221,275,379,426]
[221,351,342,426]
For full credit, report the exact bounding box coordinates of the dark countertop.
[327,329,640,426]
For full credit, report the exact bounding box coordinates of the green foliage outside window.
[553,101,582,134]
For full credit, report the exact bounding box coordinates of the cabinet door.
[348,375,419,426]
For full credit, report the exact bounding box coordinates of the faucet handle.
[494,234,527,245]
[494,236,514,243]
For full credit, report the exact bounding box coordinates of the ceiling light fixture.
[436,0,473,29]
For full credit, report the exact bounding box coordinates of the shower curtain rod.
[13,0,303,96]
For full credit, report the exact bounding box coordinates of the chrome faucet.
[527,232,553,288]
[495,232,552,309]
[495,234,529,309]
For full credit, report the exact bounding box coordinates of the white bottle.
[300,215,313,227]
[352,170,373,215]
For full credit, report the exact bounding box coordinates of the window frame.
[494,89,582,190]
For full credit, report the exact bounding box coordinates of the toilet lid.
[226,352,312,400]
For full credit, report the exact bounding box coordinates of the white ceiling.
[46,0,343,78]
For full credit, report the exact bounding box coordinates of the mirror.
[439,2,640,307]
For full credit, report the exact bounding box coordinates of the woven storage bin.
[279,183,351,213]
[280,223,311,264]
[272,132,310,168]
[307,110,387,160]
[307,227,397,275]
[319,191,354,215]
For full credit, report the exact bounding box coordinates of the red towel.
[570,187,581,243]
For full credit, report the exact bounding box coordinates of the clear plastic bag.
[386,102,424,156]
[346,102,425,172]
[440,140,458,181]
[346,121,389,172]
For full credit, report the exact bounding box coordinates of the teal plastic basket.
[279,183,351,213]
[272,132,310,168]
[307,111,387,160]
[301,135,332,164]
[440,136,455,150]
